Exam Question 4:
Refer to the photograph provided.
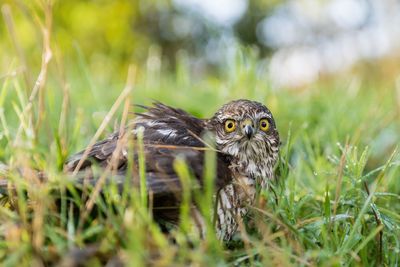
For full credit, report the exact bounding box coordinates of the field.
[1,2,400,266]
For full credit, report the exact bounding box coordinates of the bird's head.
[207,99,280,176]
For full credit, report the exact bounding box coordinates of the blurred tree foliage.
[0,0,280,81]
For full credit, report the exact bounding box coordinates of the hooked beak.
[242,119,254,139]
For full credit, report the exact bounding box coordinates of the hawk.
[65,99,280,240]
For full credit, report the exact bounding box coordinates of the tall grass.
[1,2,400,266]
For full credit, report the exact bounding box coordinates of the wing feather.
[65,102,232,222]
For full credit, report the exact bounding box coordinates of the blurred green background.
[2,0,400,85]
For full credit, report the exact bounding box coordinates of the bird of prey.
[65,99,280,241]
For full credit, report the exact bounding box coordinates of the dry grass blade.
[4,2,53,146]
[186,129,218,152]
[72,66,136,176]
[76,66,136,229]
[143,143,220,152]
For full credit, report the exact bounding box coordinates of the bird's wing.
[65,103,232,215]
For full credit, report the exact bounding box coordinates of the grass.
[1,4,400,267]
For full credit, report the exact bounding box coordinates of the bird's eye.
[224,119,236,133]
[259,118,269,131]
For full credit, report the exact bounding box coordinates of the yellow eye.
[224,119,236,133]
[259,118,269,131]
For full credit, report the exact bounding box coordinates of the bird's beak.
[242,119,254,139]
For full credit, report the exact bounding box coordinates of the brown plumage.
[65,100,280,240]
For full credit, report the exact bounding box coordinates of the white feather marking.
[219,187,232,209]
[145,120,160,127]
[131,125,145,135]
[157,129,177,137]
